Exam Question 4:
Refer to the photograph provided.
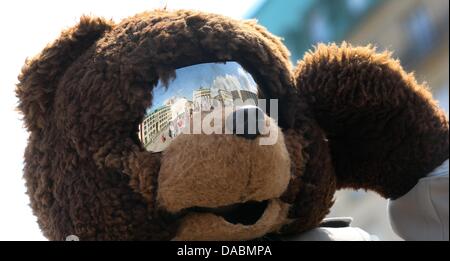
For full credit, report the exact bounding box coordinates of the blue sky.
[150,62,258,112]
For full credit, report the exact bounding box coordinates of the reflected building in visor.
[168,98,193,139]
[139,105,171,148]
[138,61,262,153]
[193,87,213,112]
[214,89,234,108]
[231,90,258,105]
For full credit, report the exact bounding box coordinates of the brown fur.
[295,43,449,199]
[158,124,291,213]
[174,199,291,241]
[16,10,448,240]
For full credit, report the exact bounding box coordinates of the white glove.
[388,159,449,241]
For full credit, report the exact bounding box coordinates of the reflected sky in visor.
[139,62,261,152]
[150,62,259,112]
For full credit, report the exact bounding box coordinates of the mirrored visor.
[138,62,263,153]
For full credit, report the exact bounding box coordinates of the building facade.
[214,89,234,107]
[140,105,171,146]
[231,90,258,105]
[193,88,213,112]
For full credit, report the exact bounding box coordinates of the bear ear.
[294,43,449,199]
[16,15,113,132]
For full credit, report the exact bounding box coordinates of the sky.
[0,0,261,241]
[151,62,259,110]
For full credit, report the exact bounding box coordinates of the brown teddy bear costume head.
[16,10,449,241]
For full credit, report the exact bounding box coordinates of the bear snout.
[156,121,291,214]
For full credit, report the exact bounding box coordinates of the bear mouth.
[187,200,269,226]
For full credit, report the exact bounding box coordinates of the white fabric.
[284,159,449,241]
[285,227,376,241]
[388,159,449,241]
[283,217,377,241]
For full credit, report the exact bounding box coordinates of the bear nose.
[228,105,266,140]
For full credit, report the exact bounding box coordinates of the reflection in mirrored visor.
[138,62,262,153]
